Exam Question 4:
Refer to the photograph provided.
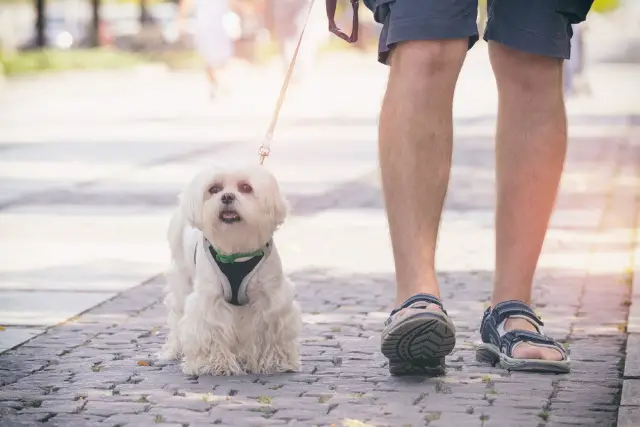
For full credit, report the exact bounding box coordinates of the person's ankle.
[396,278,440,305]
[504,317,537,333]
[395,291,441,307]
[490,295,532,308]
[394,290,444,315]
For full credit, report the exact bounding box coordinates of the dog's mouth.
[219,208,242,224]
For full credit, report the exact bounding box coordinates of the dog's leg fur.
[159,267,191,360]
[242,302,302,374]
[160,210,194,360]
[179,293,244,376]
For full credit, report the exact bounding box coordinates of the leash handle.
[326,0,359,43]
[259,0,317,165]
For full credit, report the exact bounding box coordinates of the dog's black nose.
[221,193,235,205]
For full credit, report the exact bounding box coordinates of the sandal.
[476,300,570,373]
[381,294,456,376]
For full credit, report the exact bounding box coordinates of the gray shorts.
[374,0,575,65]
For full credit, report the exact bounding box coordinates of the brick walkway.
[0,50,639,426]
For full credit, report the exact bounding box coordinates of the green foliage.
[0,48,145,76]
[593,0,620,13]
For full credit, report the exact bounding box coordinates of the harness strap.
[196,237,272,306]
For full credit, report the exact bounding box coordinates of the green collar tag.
[214,248,264,264]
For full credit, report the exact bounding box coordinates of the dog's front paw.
[182,356,244,376]
[285,358,301,373]
[276,357,301,374]
[246,355,301,374]
[158,343,182,361]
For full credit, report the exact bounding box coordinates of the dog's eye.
[238,183,253,194]
[209,184,223,194]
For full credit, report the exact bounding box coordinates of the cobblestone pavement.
[0,49,639,426]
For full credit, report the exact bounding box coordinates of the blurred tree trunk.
[35,0,46,48]
[90,0,101,47]
[140,0,153,25]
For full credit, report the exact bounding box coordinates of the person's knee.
[388,39,468,81]
[489,42,563,95]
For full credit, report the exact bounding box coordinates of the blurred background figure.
[177,0,234,98]
[267,0,304,72]
[266,0,325,81]
[564,22,589,97]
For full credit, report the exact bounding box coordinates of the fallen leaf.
[137,360,150,366]
[0,326,5,331]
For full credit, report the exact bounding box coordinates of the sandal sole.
[381,312,456,376]
[388,358,446,376]
[476,343,570,374]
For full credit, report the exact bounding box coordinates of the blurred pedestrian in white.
[177,0,235,98]
[269,0,325,81]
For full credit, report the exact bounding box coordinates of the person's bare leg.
[379,39,468,307]
[490,42,566,361]
[205,65,219,97]
[205,65,218,85]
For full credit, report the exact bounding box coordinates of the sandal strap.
[390,293,447,317]
[480,300,544,348]
[491,300,544,328]
[385,294,448,326]
[500,329,567,359]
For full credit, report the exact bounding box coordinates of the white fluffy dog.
[160,165,301,376]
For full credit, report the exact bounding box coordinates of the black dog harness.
[194,237,272,306]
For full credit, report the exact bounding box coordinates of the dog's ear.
[259,168,289,227]
[269,174,289,227]
[179,171,208,229]
[273,193,290,227]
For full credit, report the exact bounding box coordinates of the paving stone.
[618,406,640,427]
[624,334,640,378]
[146,395,211,411]
[0,413,52,426]
[18,399,85,414]
[83,401,150,417]
[621,380,640,407]
[100,413,163,426]
[147,407,210,423]
[43,414,106,427]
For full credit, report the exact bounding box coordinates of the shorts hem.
[483,22,570,60]
[378,17,479,65]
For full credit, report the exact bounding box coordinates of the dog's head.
[180,165,289,254]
